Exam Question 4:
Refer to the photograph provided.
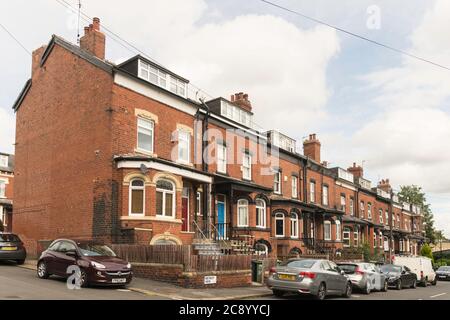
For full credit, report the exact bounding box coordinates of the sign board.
[204,276,217,285]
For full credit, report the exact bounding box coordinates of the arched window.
[129,179,145,216]
[290,213,299,239]
[335,220,341,241]
[156,179,175,218]
[255,199,266,228]
[324,221,332,241]
[275,213,285,237]
[237,199,249,227]
[255,243,269,256]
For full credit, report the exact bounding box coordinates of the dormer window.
[138,59,187,98]
[220,101,252,127]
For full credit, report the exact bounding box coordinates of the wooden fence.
[111,244,192,265]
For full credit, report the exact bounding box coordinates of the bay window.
[324,221,332,241]
[256,199,266,228]
[156,180,176,218]
[343,228,351,247]
[237,199,249,227]
[275,213,285,237]
[290,213,299,239]
[336,220,341,241]
[129,179,145,216]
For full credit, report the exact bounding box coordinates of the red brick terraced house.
[12,18,425,258]
[0,152,14,232]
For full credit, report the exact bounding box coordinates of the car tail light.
[420,271,424,279]
[355,267,365,275]
[269,267,277,275]
[300,272,316,279]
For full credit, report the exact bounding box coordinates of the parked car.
[392,255,436,286]
[436,266,450,281]
[337,262,388,294]
[380,264,417,290]
[267,259,352,300]
[37,239,132,287]
[0,233,27,265]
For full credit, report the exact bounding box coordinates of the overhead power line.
[0,22,32,55]
[259,0,450,72]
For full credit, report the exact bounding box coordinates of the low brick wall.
[131,263,251,288]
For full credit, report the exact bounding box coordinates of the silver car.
[337,262,388,294]
[267,259,352,300]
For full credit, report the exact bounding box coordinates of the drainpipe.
[200,99,212,239]
[389,190,394,262]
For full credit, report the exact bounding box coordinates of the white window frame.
[322,185,329,206]
[290,213,299,239]
[350,198,354,216]
[310,181,316,203]
[385,210,389,225]
[242,154,252,180]
[340,195,346,213]
[335,221,341,241]
[217,143,227,174]
[0,205,6,227]
[129,179,145,217]
[360,201,365,219]
[291,176,298,199]
[275,213,285,238]
[274,171,282,194]
[138,60,167,89]
[343,228,351,247]
[156,179,176,219]
[0,155,8,167]
[353,230,359,247]
[256,199,266,229]
[137,117,155,154]
[379,209,383,224]
[324,221,332,241]
[177,130,191,164]
[368,203,372,219]
[237,199,249,227]
[0,180,6,198]
[196,192,202,216]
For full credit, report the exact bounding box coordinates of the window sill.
[135,148,157,158]
[152,216,183,224]
[121,216,152,221]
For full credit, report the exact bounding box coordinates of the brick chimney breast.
[80,17,106,60]
[232,92,252,112]
[303,134,321,163]
[348,162,364,178]
[378,179,392,193]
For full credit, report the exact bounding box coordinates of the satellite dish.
[140,164,149,175]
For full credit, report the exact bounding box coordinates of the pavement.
[12,260,273,300]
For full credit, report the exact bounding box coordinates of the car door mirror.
[341,270,346,276]
[401,270,406,275]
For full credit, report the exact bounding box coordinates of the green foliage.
[398,185,436,244]
[434,259,450,269]
[361,242,371,262]
[420,244,434,261]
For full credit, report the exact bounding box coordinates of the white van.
[392,255,436,286]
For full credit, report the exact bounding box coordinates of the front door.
[182,188,189,232]
[217,197,226,240]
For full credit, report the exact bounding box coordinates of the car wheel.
[382,281,388,292]
[78,269,88,288]
[431,279,437,286]
[396,279,402,290]
[272,290,284,298]
[16,259,25,265]
[316,283,327,300]
[364,283,371,295]
[411,279,417,289]
[343,282,352,298]
[37,261,50,279]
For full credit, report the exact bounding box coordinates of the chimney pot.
[80,17,106,60]
[93,17,100,31]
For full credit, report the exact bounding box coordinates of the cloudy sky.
[0,0,449,236]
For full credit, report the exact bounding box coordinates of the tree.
[398,185,436,244]
[420,244,434,261]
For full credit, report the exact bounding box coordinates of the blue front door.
[217,202,225,240]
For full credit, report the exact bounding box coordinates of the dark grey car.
[436,266,450,281]
[0,233,26,264]
[267,259,352,300]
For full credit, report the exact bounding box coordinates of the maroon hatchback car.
[37,239,132,287]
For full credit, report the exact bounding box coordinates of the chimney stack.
[80,17,106,60]
[348,162,364,178]
[303,134,321,163]
[378,179,392,193]
[231,92,252,112]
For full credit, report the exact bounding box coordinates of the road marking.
[352,295,361,298]
[430,293,447,299]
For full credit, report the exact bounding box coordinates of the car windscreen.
[282,260,316,269]
[0,234,21,242]
[78,244,117,257]
[381,265,401,273]
[338,264,358,274]
[438,266,450,272]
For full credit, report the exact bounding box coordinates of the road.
[247,281,450,300]
[0,262,168,300]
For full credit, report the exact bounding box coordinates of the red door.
[182,194,189,232]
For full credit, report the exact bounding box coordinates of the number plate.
[279,274,296,281]
[0,247,17,251]
[112,278,127,284]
